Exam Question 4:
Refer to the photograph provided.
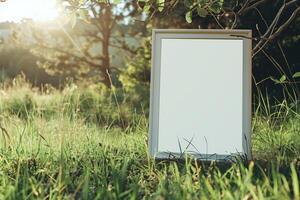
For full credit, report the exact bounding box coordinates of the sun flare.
[0,0,59,22]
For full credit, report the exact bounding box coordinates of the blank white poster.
[157,39,244,156]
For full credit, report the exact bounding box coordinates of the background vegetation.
[0,0,300,199]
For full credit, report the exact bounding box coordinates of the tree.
[15,0,145,87]
[138,0,300,99]
[140,0,299,55]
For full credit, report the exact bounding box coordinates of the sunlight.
[0,0,59,22]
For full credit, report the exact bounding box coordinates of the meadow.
[0,77,300,199]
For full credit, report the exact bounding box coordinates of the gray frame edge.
[243,30,252,160]
[149,29,253,160]
[149,29,161,156]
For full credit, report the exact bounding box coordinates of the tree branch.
[269,6,300,40]
[252,0,299,56]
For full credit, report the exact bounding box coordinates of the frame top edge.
[152,29,252,36]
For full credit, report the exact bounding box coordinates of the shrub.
[0,76,146,129]
[119,38,151,114]
[59,84,136,128]
[3,94,37,120]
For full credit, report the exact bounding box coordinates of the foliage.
[138,0,300,101]
[2,94,36,120]
[119,37,151,110]
[13,0,145,87]
[0,1,300,197]
[61,84,133,128]
[2,0,298,102]
[184,0,223,23]
[0,42,64,87]
[138,0,223,22]
[0,75,37,120]
[0,76,146,129]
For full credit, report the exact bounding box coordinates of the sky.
[0,0,59,22]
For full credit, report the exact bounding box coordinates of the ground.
[0,80,299,199]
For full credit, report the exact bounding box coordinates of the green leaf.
[279,75,286,83]
[209,0,224,13]
[270,75,287,84]
[291,164,299,199]
[157,0,165,12]
[197,7,208,17]
[185,11,193,23]
[292,72,300,78]
[111,0,121,4]
[143,4,151,13]
[270,77,281,84]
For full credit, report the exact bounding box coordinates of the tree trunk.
[101,33,111,88]
[100,5,113,88]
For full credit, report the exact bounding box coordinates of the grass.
[0,78,300,199]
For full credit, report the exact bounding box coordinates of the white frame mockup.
[149,29,252,161]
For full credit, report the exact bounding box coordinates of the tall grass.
[0,77,300,199]
[0,114,299,199]
[0,76,148,129]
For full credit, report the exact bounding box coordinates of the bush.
[3,94,37,120]
[59,84,140,128]
[119,38,151,114]
[0,76,147,129]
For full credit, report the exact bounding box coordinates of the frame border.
[149,29,252,160]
